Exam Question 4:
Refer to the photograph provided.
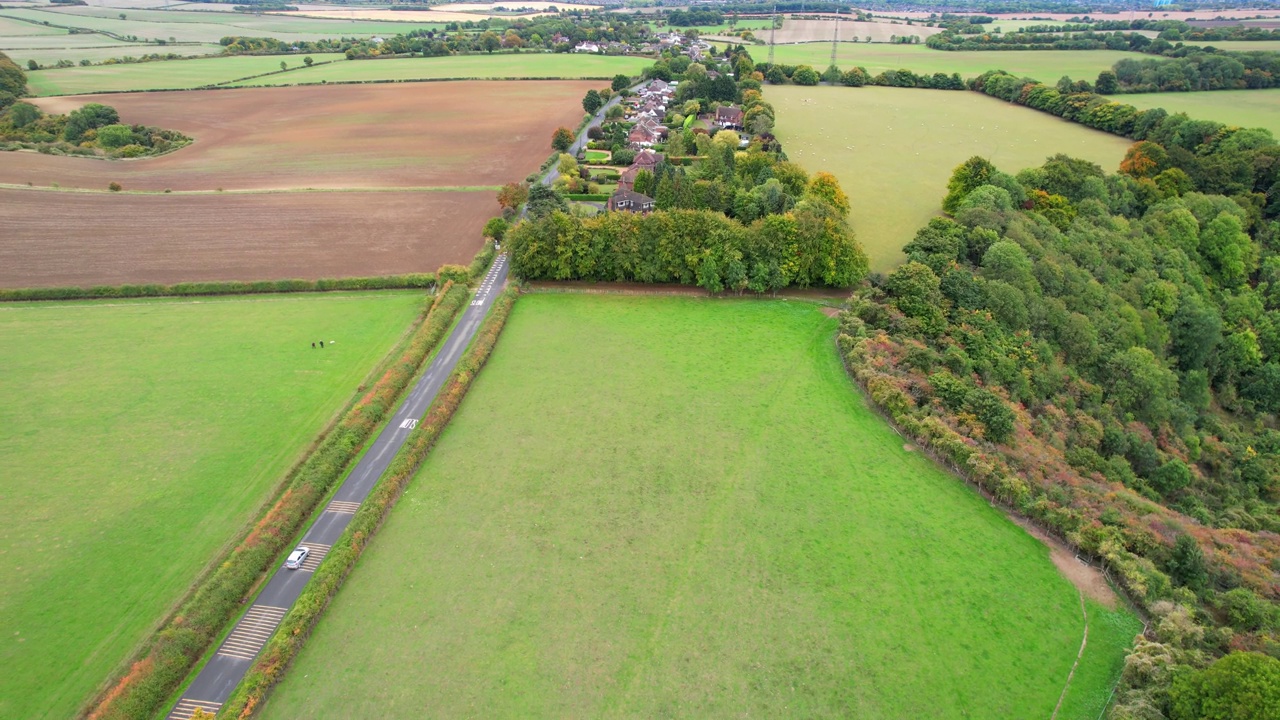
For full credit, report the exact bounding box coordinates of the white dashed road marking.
[166,698,221,720]
[298,543,331,572]
[215,605,288,661]
[325,500,361,515]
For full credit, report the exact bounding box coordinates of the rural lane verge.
[163,255,510,720]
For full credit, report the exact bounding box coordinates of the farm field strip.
[24,53,634,96]
[257,295,1139,720]
[769,85,1130,271]
[1114,88,1280,137]
[768,43,1135,81]
[221,53,652,88]
[22,52,345,95]
[0,290,428,720]
[0,188,496,288]
[0,6,448,44]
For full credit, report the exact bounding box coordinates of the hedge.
[0,273,436,303]
[566,193,610,201]
[84,282,469,720]
[217,285,521,719]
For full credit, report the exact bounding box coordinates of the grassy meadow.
[0,291,426,720]
[1115,88,1280,138]
[24,52,345,95]
[25,53,645,95]
[769,85,1131,270]
[769,43,1134,82]
[224,52,652,87]
[257,294,1138,720]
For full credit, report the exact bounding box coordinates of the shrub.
[108,181,122,192]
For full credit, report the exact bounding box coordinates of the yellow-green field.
[1117,88,1280,137]
[224,53,652,87]
[0,291,426,720]
[256,294,1139,720]
[769,43,1134,82]
[24,53,345,95]
[769,86,1131,271]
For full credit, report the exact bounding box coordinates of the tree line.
[1,100,191,159]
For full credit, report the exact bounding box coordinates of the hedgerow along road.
[165,255,510,720]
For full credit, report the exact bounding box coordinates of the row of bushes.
[86,282,470,720]
[0,273,437,302]
[218,285,521,718]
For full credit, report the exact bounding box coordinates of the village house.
[714,105,745,130]
[573,41,600,53]
[632,149,665,170]
[607,189,655,213]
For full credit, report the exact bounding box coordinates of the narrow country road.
[540,84,634,187]
[165,255,511,720]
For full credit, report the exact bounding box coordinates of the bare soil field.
[13,81,598,191]
[0,188,494,287]
[272,2,601,23]
[877,10,1280,21]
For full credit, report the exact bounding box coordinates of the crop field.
[17,81,596,191]
[769,86,1130,270]
[25,53,639,95]
[0,6,447,44]
[768,43,1133,82]
[1116,89,1280,138]
[223,53,652,87]
[256,294,1139,720]
[7,81,589,285]
[770,19,943,44]
[8,41,221,69]
[1181,39,1280,51]
[23,53,344,95]
[0,189,495,287]
[0,290,427,720]
[276,1,601,22]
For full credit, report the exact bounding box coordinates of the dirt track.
[15,81,600,191]
[0,189,494,287]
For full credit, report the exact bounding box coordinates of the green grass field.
[6,42,222,70]
[25,52,344,95]
[1116,88,1280,137]
[0,291,426,720]
[257,294,1139,720]
[769,43,1135,82]
[769,85,1130,270]
[224,53,652,87]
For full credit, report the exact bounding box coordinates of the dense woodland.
[842,141,1280,713]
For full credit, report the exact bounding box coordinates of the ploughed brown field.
[15,81,600,191]
[4,81,598,287]
[0,189,496,287]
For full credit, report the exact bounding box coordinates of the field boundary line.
[1051,590,1089,720]
[0,183,500,195]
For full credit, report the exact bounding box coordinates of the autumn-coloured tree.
[1119,140,1170,179]
[496,182,528,212]
[805,172,850,218]
[551,126,574,153]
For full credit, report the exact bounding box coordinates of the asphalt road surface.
[165,255,511,720]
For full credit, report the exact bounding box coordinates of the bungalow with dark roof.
[608,189,655,213]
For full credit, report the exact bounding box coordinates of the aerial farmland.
[3,1,1280,719]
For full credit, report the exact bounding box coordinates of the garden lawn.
[224,53,651,86]
[1114,88,1280,138]
[769,85,1130,270]
[769,43,1135,82]
[0,291,426,720]
[25,53,344,95]
[257,294,1137,720]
